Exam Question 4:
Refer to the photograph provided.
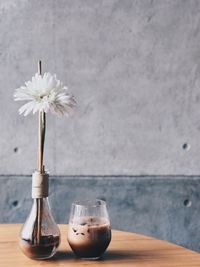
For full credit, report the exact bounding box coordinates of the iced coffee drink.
[67,200,111,259]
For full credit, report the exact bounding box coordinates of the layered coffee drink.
[68,216,111,259]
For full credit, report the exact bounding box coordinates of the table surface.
[0,224,200,266]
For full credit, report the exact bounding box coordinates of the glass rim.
[71,199,107,208]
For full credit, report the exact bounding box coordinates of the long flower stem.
[36,61,46,244]
[37,111,46,172]
[36,199,43,244]
[37,60,46,172]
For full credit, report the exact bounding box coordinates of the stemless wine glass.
[67,199,111,260]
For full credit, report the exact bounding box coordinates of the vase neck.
[32,171,49,198]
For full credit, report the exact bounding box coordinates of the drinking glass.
[67,199,111,260]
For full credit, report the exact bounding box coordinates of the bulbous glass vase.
[19,198,60,259]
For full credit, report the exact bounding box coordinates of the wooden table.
[0,224,200,266]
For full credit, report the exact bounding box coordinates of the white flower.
[14,72,76,116]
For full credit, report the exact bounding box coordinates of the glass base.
[79,256,101,260]
[30,254,55,260]
[20,248,57,260]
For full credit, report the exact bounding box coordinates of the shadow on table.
[103,249,179,262]
[48,249,161,262]
[49,250,134,262]
[49,250,74,261]
[101,251,135,261]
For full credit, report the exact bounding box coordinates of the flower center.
[39,92,48,99]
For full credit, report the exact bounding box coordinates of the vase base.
[19,235,60,260]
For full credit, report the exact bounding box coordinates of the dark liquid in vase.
[68,216,111,259]
[19,235,60,259]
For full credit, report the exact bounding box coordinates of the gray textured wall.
[1,0,200,252]
[3,0,200,175]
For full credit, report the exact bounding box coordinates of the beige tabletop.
[0,224,200,266]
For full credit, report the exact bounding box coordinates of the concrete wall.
[0,0,200,251]
[2,0,200,176]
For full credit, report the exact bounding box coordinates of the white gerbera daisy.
[14,72,76,116]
